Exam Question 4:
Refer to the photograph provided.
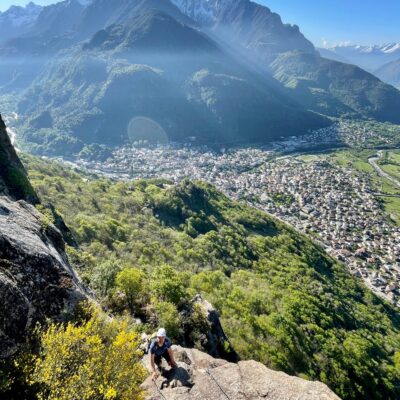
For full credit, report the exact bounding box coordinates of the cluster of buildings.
[66,128,399,306]
[334,120,400,147]
[231,158,400,306]
[292,119,400,148]
[71,145,271,181]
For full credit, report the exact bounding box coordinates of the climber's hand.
[152,371,159,381]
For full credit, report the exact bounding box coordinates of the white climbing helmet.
[157,328,167,337]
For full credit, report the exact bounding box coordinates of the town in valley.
[50,120,400,307]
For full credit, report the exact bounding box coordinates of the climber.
[150,328,177,380]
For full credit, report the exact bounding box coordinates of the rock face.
[0,114,38,204]
[0,115,86,357]
[0,2,43,44]
[142,346,341,400]
[170,0,316,62]
[190,294,238,361]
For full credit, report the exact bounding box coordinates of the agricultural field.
[380,150,400,181]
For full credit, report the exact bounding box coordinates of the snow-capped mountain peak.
[381,43,400,54]
[329,42,400,56]
[0,1,42,28]
[170,0,240,25]
[321,42,400,72]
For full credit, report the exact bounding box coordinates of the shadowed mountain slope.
[16,8,329,155]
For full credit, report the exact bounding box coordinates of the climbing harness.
[205,368,231,400]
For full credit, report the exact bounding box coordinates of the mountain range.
[320,43,400,89]
[1,0,400,156]
[376,58,400,89]
[319,43,400,72]
[0,2,43,44]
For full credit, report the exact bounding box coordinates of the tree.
[31,309,146,400]
[91,260,122,298]
[150,265,186,305]
[116,267,147,313]
[185,303,211,348]
[154,301,181,340]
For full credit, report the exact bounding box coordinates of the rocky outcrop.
[171,0,316,62]
[189,294,238,361]
[0,114,86,357]
[0,114,38,204]
[142,346,341,400]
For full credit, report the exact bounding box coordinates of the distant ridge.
[321,43,400,71]
[0,0,399,156]
[376,58,400,89]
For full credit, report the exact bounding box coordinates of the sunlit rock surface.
[142,346,341,400]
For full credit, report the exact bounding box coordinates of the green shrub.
[150,265,186,306]
[91,260,122,298]
[31,309,146,400]
[154,301,181,341]
[115,267,148,312]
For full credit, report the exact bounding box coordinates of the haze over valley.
[1,0,400,157]
[1,1,400,400]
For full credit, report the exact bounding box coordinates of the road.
[368,150,400,189]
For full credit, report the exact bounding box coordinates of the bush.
[154,301,181,341]
[150,265,186,305]
[116,267,148,313]
[91,260,122,298]
[31,309,146,400]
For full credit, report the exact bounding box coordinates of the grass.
[379,151,400,181]
[383,196,400,225]
[296,154,321,163]
[388,151,400,164]
[329,150,375,173]
[381,164,400,181]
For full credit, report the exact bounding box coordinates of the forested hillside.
[21,154,400,400]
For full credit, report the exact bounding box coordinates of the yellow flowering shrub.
[31,309,147,400]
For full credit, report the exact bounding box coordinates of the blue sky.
[260,0,400,47]
[1,0,399,47]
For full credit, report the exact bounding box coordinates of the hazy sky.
[1,0,399,47]
[0,0,55,10]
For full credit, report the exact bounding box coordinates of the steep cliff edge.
[0,114,86,358]
[0,114,38,204]
[142,346,341,400]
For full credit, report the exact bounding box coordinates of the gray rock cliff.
[188,294,238,361]
[0,114,86,358]
[0,114,38,204]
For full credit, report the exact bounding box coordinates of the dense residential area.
[240,159,400,306]
[1,0,400,398]
[60,123,400,307]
